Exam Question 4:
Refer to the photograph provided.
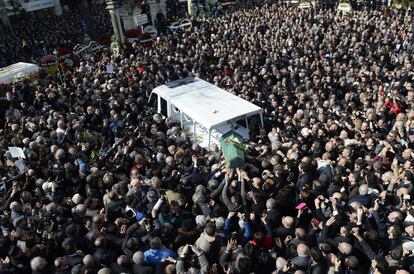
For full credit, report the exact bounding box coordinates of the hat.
[355,158,364,165]
[319,242,332,252]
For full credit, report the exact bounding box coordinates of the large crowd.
[0,2,112,67]
[0,1,414,274]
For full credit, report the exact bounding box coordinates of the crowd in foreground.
[1,1,414,274]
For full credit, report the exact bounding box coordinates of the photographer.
[176,244,208,274]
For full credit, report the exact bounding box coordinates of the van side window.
[236,118,247,129]
[149,94,158,107]
[161,97,168,117]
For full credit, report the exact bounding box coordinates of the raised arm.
[239,169,249,206]
[222,169,237,212]
[352,227,376,260]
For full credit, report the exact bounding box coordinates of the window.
[235,118,247,129]
[148,94,157,107]
[165,77,195,88]
[160,97,168,117]
[248,115,261,127]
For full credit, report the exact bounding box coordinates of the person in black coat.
[264,198,282,229]
[309,247,327,274]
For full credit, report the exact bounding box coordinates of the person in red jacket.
[384,97,402,114]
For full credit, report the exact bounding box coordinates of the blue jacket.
[144,248,177,265]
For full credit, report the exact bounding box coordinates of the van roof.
[152,77,262,130]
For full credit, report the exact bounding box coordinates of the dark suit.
[297,172,313,190]
[110,263,133,274]
[132,263,153,274]
[309,262,327,274]
[266,208,282,229]
[291,255,311,270]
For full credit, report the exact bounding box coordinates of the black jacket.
[132,263,153,274]
[309,262,327,274]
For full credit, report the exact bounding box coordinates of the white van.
[149,77,263,149]
[0,62,39,84]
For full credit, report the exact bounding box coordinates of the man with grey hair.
[97,268,112,274]
[82,254,97,273]
[110,255,131,273]
[54,257,71,274]
[291,243,311,270]
[30,256,48,274]
[348,184,373,208]
[132,251,153,274]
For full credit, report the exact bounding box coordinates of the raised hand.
[226,239,237,252]
[326,217,336,227]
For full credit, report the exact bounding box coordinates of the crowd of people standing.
[0,1,414,274]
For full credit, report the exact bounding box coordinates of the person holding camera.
[176,244,208,274]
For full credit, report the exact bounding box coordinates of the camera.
[44,212,56,222]
[125,209,136,219]
[231,232,238,240]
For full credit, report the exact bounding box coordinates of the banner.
[134,14,149,26]
[23,0,55,12]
